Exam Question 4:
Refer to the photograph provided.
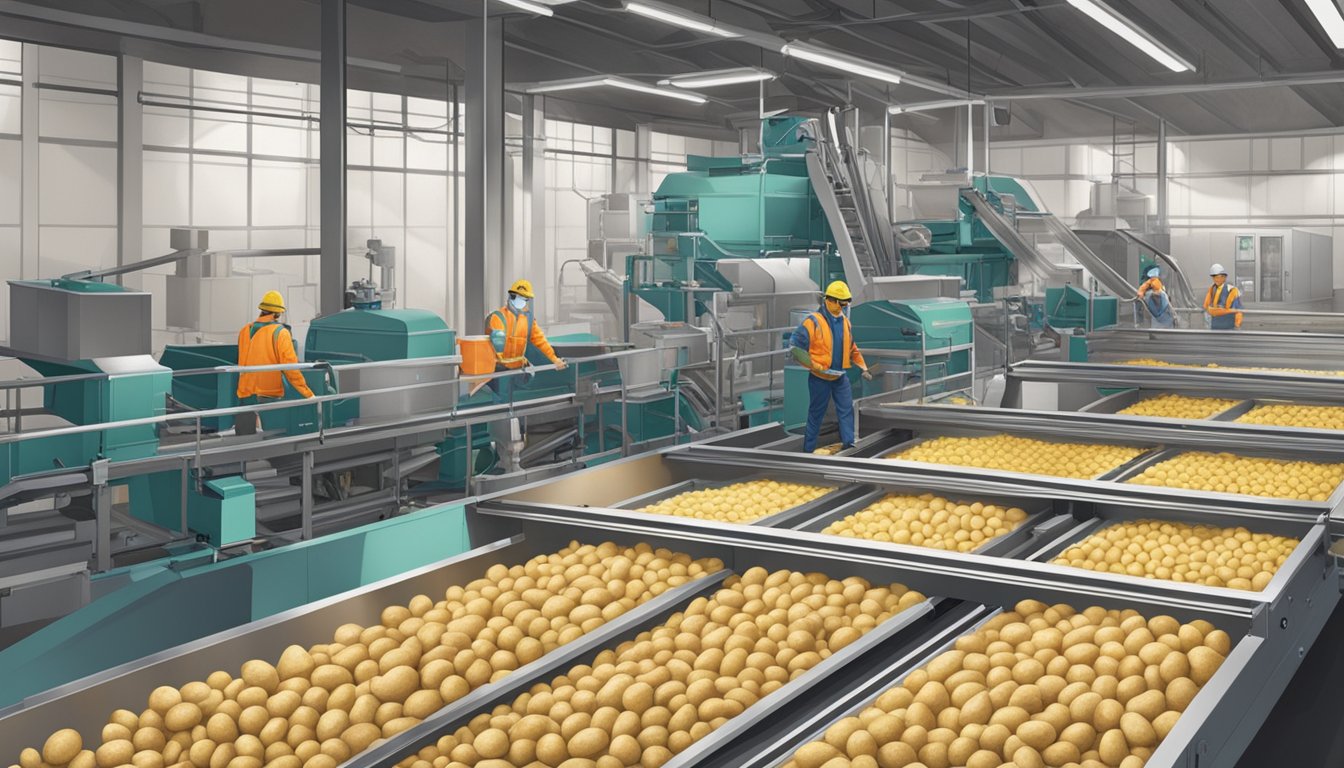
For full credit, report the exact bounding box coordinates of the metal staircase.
[806,110,897,298]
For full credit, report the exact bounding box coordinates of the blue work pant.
[804,373,854,452]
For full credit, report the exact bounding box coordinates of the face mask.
[511,296,529,311]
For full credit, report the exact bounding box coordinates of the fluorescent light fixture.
[526,76,706,104]
[889,98,985,115]
[495,0,554,15]
[780,43,903,85]
[1305,0,1344,47]
[658,67,775,89]
[1066,0,1194,72]
[605,77,707,103]
[625,1,740,37]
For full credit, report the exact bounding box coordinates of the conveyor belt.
[5,418,1341,768]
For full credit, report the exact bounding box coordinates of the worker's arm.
[275,327,315,398]
[528,320,562,365]
[487,313,507,355]
[1231,291,1244,328]
[1136,278,1151,299]
[790,323,823,373]
[850,341,868,373]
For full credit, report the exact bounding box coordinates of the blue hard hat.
[1146,266,1161,278]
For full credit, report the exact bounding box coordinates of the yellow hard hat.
[824,280,852,301]
[509,279,535,299]
[259,290,286,313]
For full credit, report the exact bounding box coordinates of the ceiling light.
[780,43,903,85]
[604,77,707,103]
[889,98,985,114]
[495,0,554,16]
[525,76,706,104]
[658,68,775,88]
[1066,0,1194,72]
[526,76,607,93]
[625,2,740,38]
[1304,0,1344,47]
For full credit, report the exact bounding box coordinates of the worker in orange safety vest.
[790,280,873,453]
[236,290,313,432]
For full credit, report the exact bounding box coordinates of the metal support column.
[966,103,974,177]
[882,109,892,222]
[465,15,505,332]
[300,451,314,540]
[319,0,347,316]
[92,461,111,572]
[1156,118,1168,232]
[983,101,991,178]
[635,124,652,197]
[20,44,39,280]
[117,55,143,288]
[523,95,547,309]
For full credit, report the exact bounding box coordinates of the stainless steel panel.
[8,281,152,360]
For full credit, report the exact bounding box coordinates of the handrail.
[0,348,653,446]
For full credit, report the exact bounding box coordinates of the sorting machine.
[2,400,1342,766]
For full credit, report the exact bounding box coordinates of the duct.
[989,70,1344,101]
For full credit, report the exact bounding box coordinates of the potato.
[42,729,82,766]
[240,660,280,694]
[1098,728,1129,765]
[95,740,134,768]
[1016,721,1055,751]
[165,702,204,733]
[1126,689,1166,721]
[370,666,419,703]
[1120,712,1157,748]
[1188,646,1225,686]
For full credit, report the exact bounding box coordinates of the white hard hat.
[1209,263,1228,276]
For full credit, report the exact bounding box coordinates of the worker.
[1203,263,1243,330]
[791,280,873,453]
[487,279,568,381]
[236,290,314,433]
[1136,266,1174,328]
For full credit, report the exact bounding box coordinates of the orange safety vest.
[486,306,558,369]
[236,318,314,399]
[1204,282,1242,329]
[802,310,866,381]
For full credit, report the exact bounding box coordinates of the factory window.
[138,62,464,343]
[543,117,616,321]
[36,46,119,286]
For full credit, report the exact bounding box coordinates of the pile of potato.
[9,542,724,768]
[888,436,1148,480]
[822,493,1029,553]
[813,444,844,456]
[638,480,831,524]
[397,567,926,768]
[1052,519,1297,591]
[1235,403,1344,430]
[1116,394,1238,420]
[1121,359,1344,377]
[783,599,1230,768]
[1126,451,1344,501]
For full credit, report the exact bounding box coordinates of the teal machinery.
[901,175,1118,330]
[3,278,256,549]
[630,115,974,428]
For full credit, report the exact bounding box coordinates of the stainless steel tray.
[788,484,1058,560]
[1108,446,1344,507]
[1080,388,1248,419]
[878,431,1158,482]
[352,547,942,768]
[747,604,1264,768]
[611,474,870,529]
